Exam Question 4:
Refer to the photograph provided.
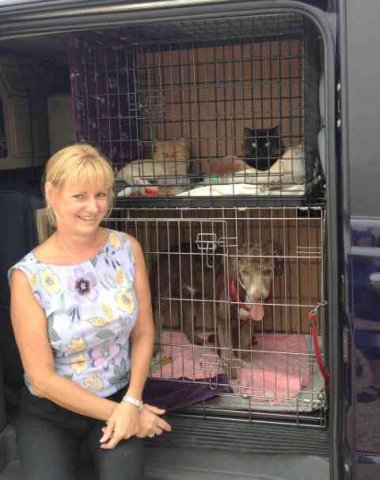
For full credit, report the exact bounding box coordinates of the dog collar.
[218,274,251,315]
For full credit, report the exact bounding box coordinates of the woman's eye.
[74,194,85,200]
[96,192,107,199]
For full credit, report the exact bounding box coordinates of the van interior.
[0,9,333,479]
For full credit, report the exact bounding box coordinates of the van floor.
[0,416,329,479]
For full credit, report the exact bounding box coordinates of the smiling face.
[43,144,115,233]
[46,181,111,235]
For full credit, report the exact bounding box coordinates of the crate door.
[122,217,235,380]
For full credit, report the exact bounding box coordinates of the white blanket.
[176,183,305,197]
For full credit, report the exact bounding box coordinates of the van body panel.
[341,0,380,477]
[350,220,380,479]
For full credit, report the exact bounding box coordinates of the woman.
[8,144,171,480]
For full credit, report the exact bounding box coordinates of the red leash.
[308,305,329,384]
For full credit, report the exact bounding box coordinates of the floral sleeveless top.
[8,230,138,397]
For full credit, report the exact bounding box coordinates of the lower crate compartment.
[104,205,328,427]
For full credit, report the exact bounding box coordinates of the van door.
[341,1,380,478]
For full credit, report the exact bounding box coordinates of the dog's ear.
[263,241,284,276]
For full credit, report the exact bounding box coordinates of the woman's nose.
[86,197,98,213]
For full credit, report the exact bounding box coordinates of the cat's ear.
[271,125,280,134]
[244,127,253,137]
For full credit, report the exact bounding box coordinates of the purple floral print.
[69,267,99,303]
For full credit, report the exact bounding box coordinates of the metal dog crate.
[104,206,327,426]
[69,12,325,208]
[67,10,328,427]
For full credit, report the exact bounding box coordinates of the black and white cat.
[243,126,285,171]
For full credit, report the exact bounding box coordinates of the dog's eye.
[263,269,272,276]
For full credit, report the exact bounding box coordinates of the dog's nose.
[250,289,268,301]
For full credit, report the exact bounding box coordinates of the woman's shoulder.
[107,229,142,267]
[9,235,62,281]
[29,235,74,267]
[32,237,54,262]
[108,229,140,250]
[8,248,39,286]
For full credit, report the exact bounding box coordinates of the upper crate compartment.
[69,13,326,207]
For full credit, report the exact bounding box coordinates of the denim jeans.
[16,387,145,480]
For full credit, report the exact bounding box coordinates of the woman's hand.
[136,403,172,438]
[100,402,141,449]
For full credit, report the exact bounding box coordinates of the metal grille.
[69,13,324,206]
[104,206,327,425]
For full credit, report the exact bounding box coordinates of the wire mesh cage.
[68,9,329,426]
[69,13,325,207]
[103,206,327,424]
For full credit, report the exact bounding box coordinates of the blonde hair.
[43,144,114,226]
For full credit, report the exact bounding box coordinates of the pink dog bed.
[152,331,311,402]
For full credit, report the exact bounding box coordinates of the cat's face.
[151,139,190,178]
[243,126,284,170]
[153,139,189,161]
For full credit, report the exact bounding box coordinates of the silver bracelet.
[122,395,144,410]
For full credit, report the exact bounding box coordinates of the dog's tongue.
[250,304,264,321]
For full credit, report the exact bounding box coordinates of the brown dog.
[150,241,283,376]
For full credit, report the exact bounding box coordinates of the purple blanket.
[143,375,231,411]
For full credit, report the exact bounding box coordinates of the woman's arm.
[10,269,117,421]
[125,235,155,401]
[99,235,159,449]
